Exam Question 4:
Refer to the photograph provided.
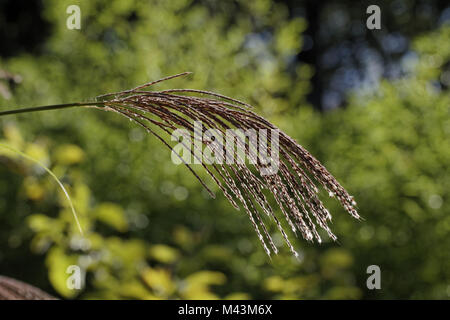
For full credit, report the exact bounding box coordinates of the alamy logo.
[366,5,381,30]
[66,5,81,30]
[171,121,280,176]
[66,265,83,290]
[366,265,381,290]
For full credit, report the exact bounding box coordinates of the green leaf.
[94,203,128,232]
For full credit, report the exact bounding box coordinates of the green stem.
[0,101,110,234]
[0,143,83,235]
[0,102,106,117]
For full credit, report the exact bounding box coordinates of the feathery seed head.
[97,72,360,257]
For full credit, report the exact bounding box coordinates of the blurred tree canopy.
[0,0,448,299]
[282,0,450,110]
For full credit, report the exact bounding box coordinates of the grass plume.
[0,72,360,257]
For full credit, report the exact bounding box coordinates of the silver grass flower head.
[95,72,360,257]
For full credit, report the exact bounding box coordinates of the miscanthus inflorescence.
[0,72,359,257]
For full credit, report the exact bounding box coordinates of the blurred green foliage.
[0,0,448,299]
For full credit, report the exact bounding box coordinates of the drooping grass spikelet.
[95,73,360,257]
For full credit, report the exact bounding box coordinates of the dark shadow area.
[0,0,51,58]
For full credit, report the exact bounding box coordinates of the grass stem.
[0,102,105,117]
